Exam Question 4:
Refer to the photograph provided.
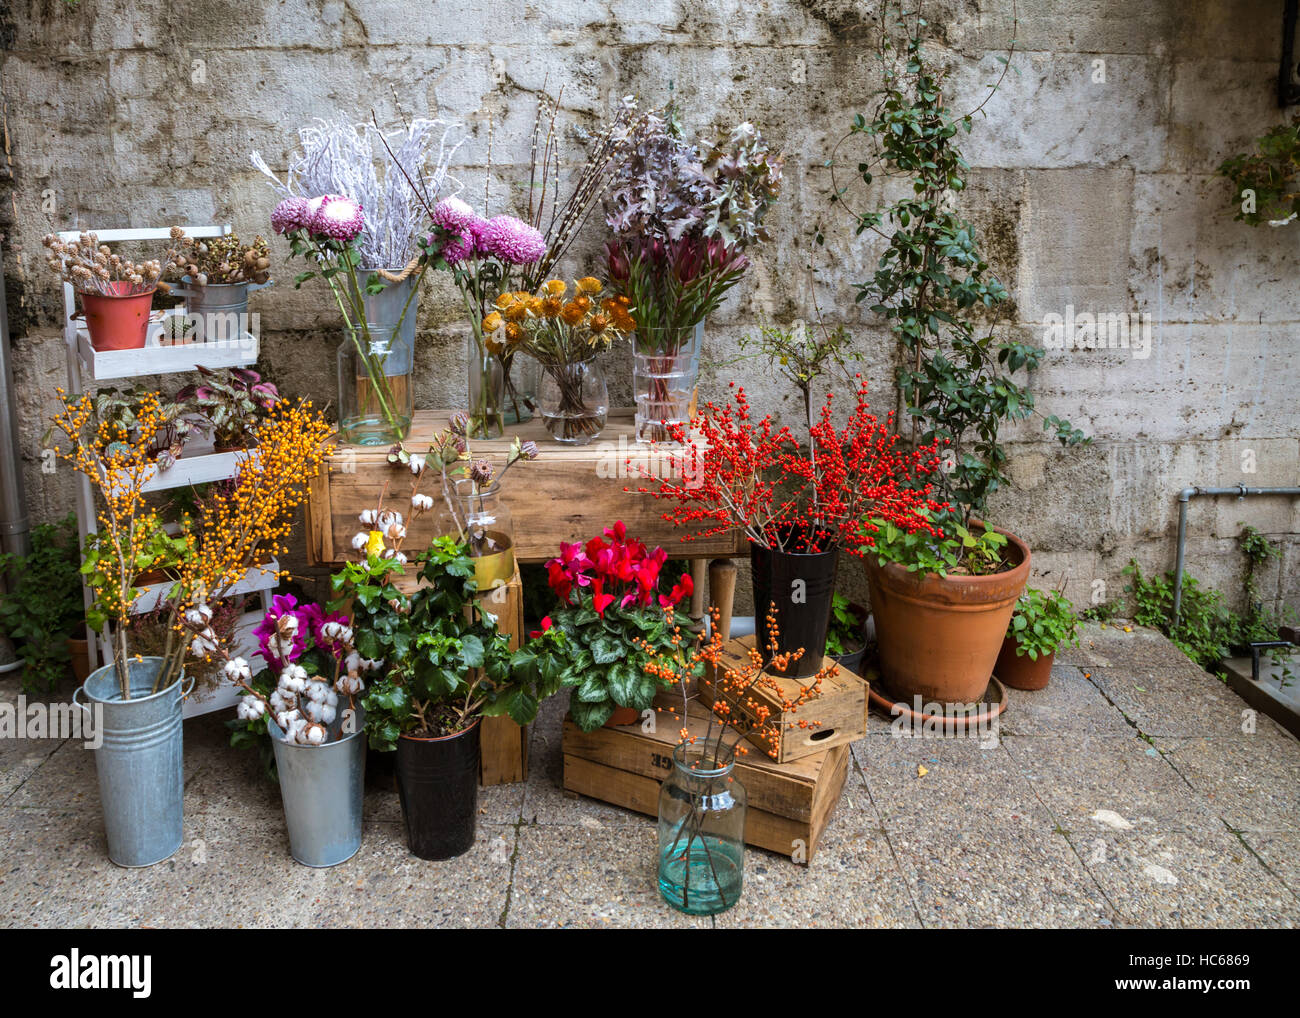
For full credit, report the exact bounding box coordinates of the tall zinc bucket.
[357,269,417,365]
[74,657,191,868]
[267,711,366,867]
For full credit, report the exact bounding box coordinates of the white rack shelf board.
[129,558,280,615]
[76,325,259,383]
[139,447,257,493]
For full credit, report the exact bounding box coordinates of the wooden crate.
[700,634,869,764]
[394,562,529,786]
[561,701,849,862]
[305,409,748,566]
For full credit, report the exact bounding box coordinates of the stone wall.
[2,0,1296,617]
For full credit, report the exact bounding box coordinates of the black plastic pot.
[395,718,480,860]
[750,536,839,679]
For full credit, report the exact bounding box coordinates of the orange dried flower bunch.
[644,605,834,763]
[52,389,333,699]
[483,276,636,364]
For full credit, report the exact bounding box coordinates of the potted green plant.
[81,519,189,595]
[176,366,280,452]
[828,20,1086,707]
[824,593,869,675]
[83,385,207,470]
[0,514,85,694]
[863,512,1029,705]
[339,508,562,860]
[996,588,1081,691]
[543,522,696,731]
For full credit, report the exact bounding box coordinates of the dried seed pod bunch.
[42,230,173,297]
[165,230,271,286]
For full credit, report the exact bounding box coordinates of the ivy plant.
[1217,116,1300,227]
[827,13,1087,522]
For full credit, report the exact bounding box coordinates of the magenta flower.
[430,197,483,265]
[271,196,312,235]
[478,215,546,265]
[254,593,306,670]
[309,194,365,242]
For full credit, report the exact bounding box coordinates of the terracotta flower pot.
[67,636,91,684]
[604,705,641,728]
[81,284,155,351]
[995,637,1054,691]
[863,523,1030,705]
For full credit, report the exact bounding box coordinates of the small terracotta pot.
[81,284,155,351]
[133,568,172,587]
[604,705,641,728]
[864,522,1030,705]
[995,638,1054,691]
[67,636,91,684]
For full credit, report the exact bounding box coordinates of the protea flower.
[309,194,365,242]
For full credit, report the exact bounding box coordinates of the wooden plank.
[701,634,869,764]
[305,409,749,565]
[478,564,528,786]
[561,755,830,860]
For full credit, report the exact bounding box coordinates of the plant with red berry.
[544,521,697,730]
[638,376,947,555]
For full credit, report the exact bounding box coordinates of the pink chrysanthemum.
[271,196,312,235]
[429,197,483,265]
[478,215,546,265]
[308,194,365,242]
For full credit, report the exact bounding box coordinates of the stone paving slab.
[3,623,1300,928]
[1154,732,1300,833]
[1002,733,1223,836]
[997,662,1136,737]
[1073,829,1300,928]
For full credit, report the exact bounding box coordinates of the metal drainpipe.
[1173,485,1300,627]
[0,244,31,563]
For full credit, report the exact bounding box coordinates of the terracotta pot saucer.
[866,673,1009,733]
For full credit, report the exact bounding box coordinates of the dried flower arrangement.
[164,231,271,286]
[605,106,784,352]
[489,276,637,441]
[42,230,173,296]
[51,389,333,697]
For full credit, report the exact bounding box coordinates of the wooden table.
[304,408,747,623]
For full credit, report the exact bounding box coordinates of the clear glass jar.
[501,350,539,425]
[657,738,746,915]
[337,323,413,446]
[438,478,516,595]
[538,356,607,446]
[468,330,505,440]
[633,321,703,444]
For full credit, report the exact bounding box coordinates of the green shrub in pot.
[1006,588,1080,660]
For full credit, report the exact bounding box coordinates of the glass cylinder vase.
[657,738,746,915]
[501,350,539,425]
[438,478,516,594]
[538,356,607,446]
[468,330,505,439]
[337,323,414,446]
[633,321,704,444]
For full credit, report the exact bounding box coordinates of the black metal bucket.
[394,718,480,860]
[750,537,839,679]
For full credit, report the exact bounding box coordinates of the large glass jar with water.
[336,322,413,446]
[633,321,703,444]
[656,738,746,915]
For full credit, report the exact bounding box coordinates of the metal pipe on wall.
[1173,485,1300,627]
[0,244,31,563]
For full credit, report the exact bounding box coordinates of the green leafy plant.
[828,10,1086,521]
[824,593,864,657]
[863,510,1009,577]
[1217,116,1300,227]
[343,536,563,750]
[79,521,191,633]
[1006,588,1080,660]
[0,514,84,694]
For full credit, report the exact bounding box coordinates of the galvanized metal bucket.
[267,710,366,867]
[356,269,416,367]
[74,658,192,868]
[171,278,271,345]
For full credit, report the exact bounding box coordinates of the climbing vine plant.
[824,9,1087,523]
